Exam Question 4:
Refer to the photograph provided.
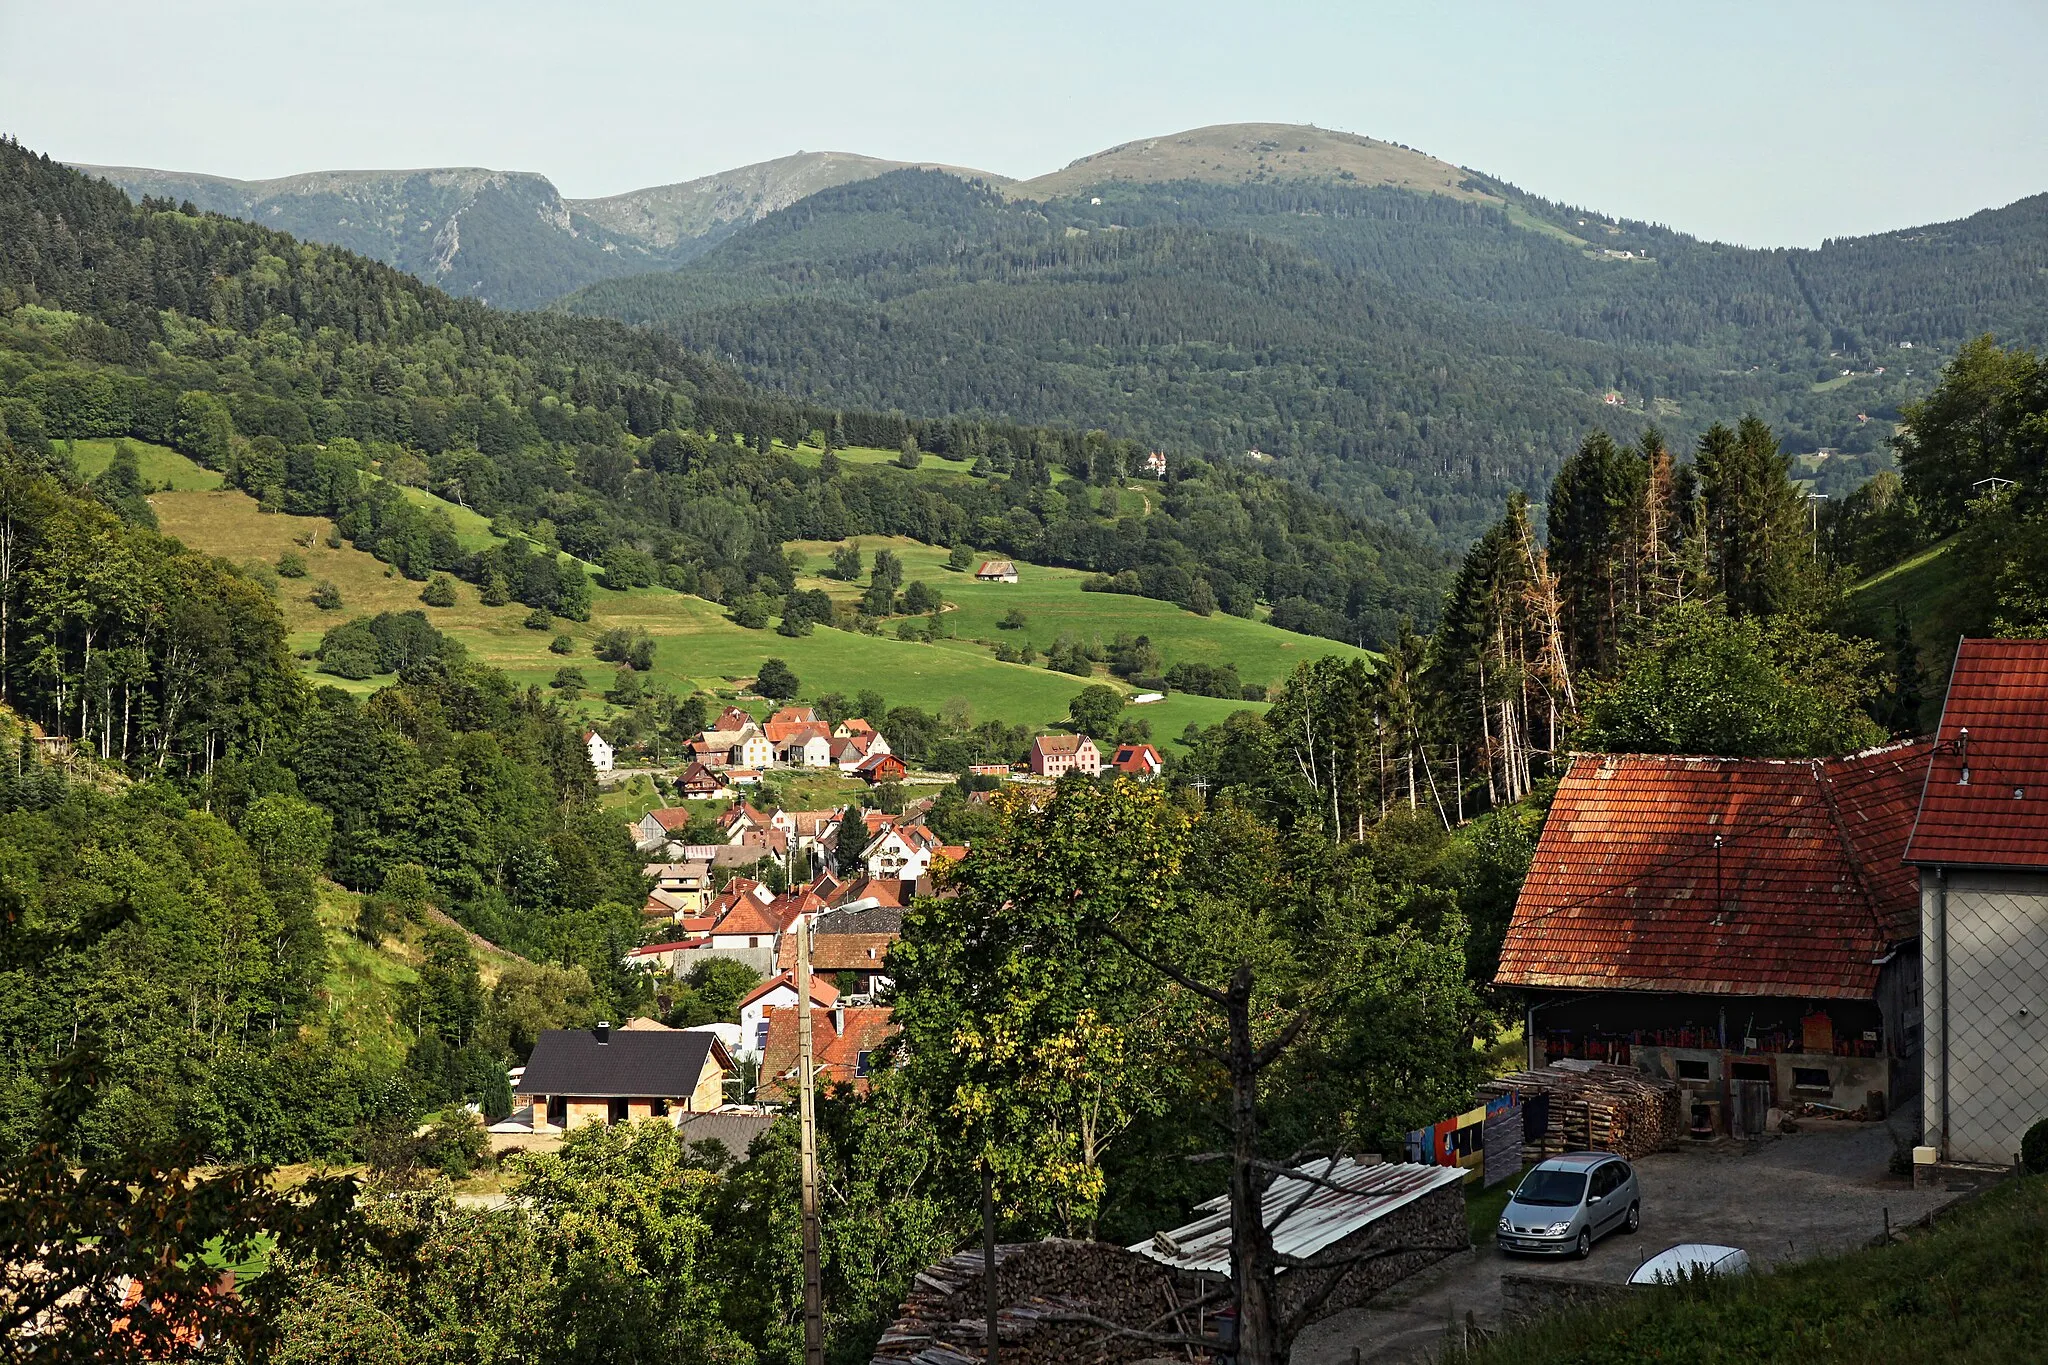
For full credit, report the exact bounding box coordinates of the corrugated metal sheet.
[1128,1159,1465,1275]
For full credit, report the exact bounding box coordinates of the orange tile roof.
[1111,742,1163,773]
[738,971,839,1011]
[1906,638,2048,870]
[1497,739,1929,1000]
[713,894,785,939]
[758,1005,898,1097]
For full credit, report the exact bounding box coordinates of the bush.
[548,633,575,655]
[2023,1117,2048,1174]
[275,550,307,579]
[524,606,554,631]
[1164,660,1245,700]
[947,543,975,571]
[998,607,1029,630]
[550,667,586,694]
[901,580,943,614]
[309,580,343,611]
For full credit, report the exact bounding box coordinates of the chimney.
[832,1003,845,1036]
[596,1021,611,1045]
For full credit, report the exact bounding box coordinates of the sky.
[3,0,2044,247]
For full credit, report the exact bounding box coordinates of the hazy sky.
[4,0,2043,246]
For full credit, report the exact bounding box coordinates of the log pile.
[1479,1062,1680,1161]
[870,1239,1216,1365]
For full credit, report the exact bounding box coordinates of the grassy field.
[65,436,224,490]
[1843,536,1994,726]
[1456,1175,2048,1364]
[146,443,1358,748]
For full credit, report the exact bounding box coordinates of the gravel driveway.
[1291,1113,1959,1364]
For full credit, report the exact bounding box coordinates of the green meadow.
[145,443,1364,750]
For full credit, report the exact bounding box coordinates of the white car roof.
[1629,1244,1749,1285]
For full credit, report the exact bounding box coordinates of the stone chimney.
[832,1003,845,1036]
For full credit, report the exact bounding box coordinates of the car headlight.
[1544,1222,1572,1236]
[1498,1215,1512,1232]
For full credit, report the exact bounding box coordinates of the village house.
[767,706,818,725]
[729,725,775,772]
[737,972,841,1057]
[676,761,730,800]
[777,914,899,997]
[1028,733,1102,778]
[776,808,843,853]
[832,717,877,740]
[1109,742,1164,778]
[717,801,774,844]
[856,752,908,785]
[862,821,939,880]
[1495,739,1930,1135]
[1908,639,2048,1166]
[631,807,696,851]
[974,559,1020,583]
[641,860,713,916]
[583,730,614,774]
[516,1022,732,1129]
[1141,450,1168,478]
[767,720,834,767]
[707,888,788,955]
[757,1003,898,1098]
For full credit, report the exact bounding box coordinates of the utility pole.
[797,914,824,1365]
[982,1161,1000,1363]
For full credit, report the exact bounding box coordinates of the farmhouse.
[974,559,1019,583]
[583,730,614,774]
[516,1022,731,1129]
[767,706,818,725]
[1495,739,1930,1134]
[863,821,944,881]
[729,725,775,772]
[766,720,834,767]
[1909,639,2048,1165]
[1028,733,1102,778]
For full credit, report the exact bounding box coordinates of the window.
[756,1021,771,1050]
[856,1050,873,1078]
[651,1097,670,1117]
[608,1097,629,1124]
[1792,1067,1832,1093]
[1677,1059,1710,1082]
[1731,1062,1771,1082]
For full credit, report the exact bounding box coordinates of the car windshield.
[1514,1169,1589,1206]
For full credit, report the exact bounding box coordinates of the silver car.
[1496,1151,1641,1258]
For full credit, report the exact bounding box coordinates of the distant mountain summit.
[571,150,1006,249]
[75,152,1002,308]
[1012,122,1494,201]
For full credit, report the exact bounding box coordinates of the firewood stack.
[1478,1063,1681,1161]
[870,1238,1218,1365]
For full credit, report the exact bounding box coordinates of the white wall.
[1923,869,2048,1164]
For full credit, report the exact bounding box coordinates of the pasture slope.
[142,447,1370,749]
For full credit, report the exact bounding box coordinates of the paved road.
[1291,1116,1958,1364]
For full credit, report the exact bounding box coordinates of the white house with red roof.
[584,730,615,774]
[1907,639,2048,1165]
[737,972,840,1058]
[1109,743,1164,778]
[631,807,696,851]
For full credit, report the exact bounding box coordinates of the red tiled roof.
[828,875,911,908]
[1111,743,1163,773]
[738,971,839,1010]
[1905,638,2048,870]
[1496,738,1930,1000]
[713,894,784,939]
[777,931,899,974]
[758,1005,897,1097]
[642,807,693,831]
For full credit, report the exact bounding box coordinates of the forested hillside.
[1,137,1444,649]
[561,165,2048,543]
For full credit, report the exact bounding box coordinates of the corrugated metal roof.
[1128,1159,1465,1275]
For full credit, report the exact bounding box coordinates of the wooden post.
[982,1160,999,1363]
[797,915,824,1365]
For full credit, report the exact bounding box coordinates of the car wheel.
[1625,1202,1641,1234]
[1574,1229,1592,1259]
